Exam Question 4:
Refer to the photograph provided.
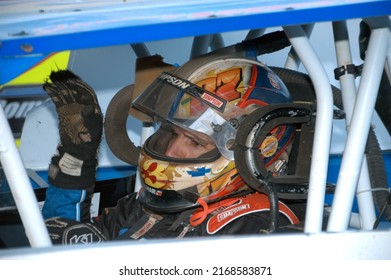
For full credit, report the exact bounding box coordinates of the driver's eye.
[171,131,178,139]
[190,139,201,147]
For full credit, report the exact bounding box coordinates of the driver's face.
[165,126,216,158]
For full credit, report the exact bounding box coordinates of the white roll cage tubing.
[283,17,391,233]
[0,105,52,248]
[0,16,390,247]
[328,17,391,232]
[283,24,334,233]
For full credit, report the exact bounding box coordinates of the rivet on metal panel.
[20,44,33,53]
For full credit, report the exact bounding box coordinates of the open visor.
[132,72,244,160]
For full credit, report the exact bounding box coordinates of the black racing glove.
[45,217,107,245]
[43,70,103,189]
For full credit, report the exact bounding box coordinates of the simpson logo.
[201,92,224,109]
[217,204,250,222]
[160,73,191,90]
[131,215,161,239]
[131,219,155,239]
[160,72,227,112]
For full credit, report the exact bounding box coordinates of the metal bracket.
[334,64,363,80]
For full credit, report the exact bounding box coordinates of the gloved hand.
[43,70,103,189]
[45,217,106,244]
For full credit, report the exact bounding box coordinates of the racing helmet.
[132,57,295,213]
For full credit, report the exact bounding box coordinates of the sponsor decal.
[131,218,156,239]
[206,192,299,234]
[260,135,279,158]
[63,224,104,244]
[217,204,250,222]
[186,166,211,177]
[1,51,70,140]
[69,233,94,244]
[145,186,163,197]
[159,72,227,112]
[201,92,224,109]
[268,73,281,89]
[160,73,191,90]
[0,94,46,138]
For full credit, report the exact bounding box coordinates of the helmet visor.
[133,72,242,159]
